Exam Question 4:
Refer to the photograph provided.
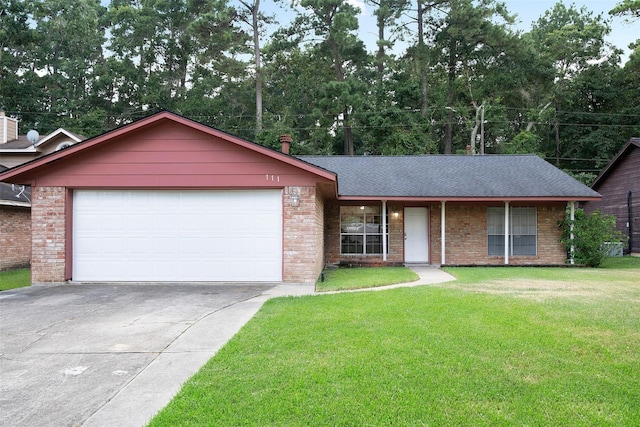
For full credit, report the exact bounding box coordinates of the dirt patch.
[447,278,640,302]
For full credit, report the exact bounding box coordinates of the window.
[487,207,537,256]
[340,206,388,255]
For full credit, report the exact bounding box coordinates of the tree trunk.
[252,0,263,133]
[417,1,428,118]
[328,35,354,155]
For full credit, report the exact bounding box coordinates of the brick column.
[283,186,323,284]
[31,187,66,283]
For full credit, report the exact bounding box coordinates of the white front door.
[404,207,429,263]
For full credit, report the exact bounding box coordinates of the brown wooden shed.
[583,138,640,254]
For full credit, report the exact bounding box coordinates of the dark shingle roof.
[298,154,600,199]
[0,164,31,205]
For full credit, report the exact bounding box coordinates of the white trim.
[1,115,7,143]
[504,201,510,264]
[0,148,38,153]
[441,201,446,265]
[382,200,387,261]
[35,128,82,148]
[0,200,31,208]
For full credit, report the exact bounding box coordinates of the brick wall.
[324,202,404,266]
[441,202,567,265]
[323,201,567,267]
[283,186,324,283]
[31,187,66,282]
[0,206,31,270]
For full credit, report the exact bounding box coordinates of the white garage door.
[72,190,282,282]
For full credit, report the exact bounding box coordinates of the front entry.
[404,207,429,263]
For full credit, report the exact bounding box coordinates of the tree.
[0,0,40,128]
[526,2,613,165]
[610,0,640,20]
[291,0,370,155]
[430,0,515,153]
[238,0,272,133]
[559,209,626,267]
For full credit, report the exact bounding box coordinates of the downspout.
[441,201,446,265]
[382,200,387,262]
[628,192,633,254]
[569,201,575,264]
[504,201,510,265]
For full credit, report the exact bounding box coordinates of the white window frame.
[488,207,537,256]
[340,206,389,255]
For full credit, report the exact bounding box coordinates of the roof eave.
[335,196,602,202]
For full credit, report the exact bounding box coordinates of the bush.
[559,209,626,267]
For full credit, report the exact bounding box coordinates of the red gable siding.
[24,121,330,188]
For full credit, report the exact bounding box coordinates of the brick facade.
[31,187,66,283]
[324,202,405,266]
[283,186,324,283]
[325,201,568,267]
[0,206,31,270]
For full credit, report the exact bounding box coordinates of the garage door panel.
[73,190,283,282]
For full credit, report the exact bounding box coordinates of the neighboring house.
[0,111,600,284]
[0,109,84,168]
[582,138,640,254]
[0,164,31,271]
[0,110,85,271]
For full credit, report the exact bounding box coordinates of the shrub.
[559,208,626,267]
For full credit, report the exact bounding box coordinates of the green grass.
[316,266,419,292]
[149,260,640,426]
[0,268,30,291]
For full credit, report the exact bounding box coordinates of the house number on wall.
[266,174,280,182]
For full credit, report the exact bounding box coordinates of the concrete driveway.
[0,282,293,427]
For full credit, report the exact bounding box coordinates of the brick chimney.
[466,144,472,156]
[0,109,19,144]
[280,134,292,154]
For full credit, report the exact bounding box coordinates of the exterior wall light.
[393,209,399,218]
[290,193,300,207]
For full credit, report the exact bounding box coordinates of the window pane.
[341,207,364,233]
[512,235,536,255]
[341,235,363,254]
[488,235,505,256]
[366,235,383,254]
[487,207,504,235]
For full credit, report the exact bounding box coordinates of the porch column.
[382,200,387,261]
[504,201,510,265]
[569,201,575,265]
[441,201,446,265]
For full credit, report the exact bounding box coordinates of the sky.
[341,0,638,63]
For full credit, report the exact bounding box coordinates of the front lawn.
[148,261,640,426]
[317,266,419,292]
[0,268,30,291]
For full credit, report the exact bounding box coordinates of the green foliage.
[0,0,637,164]
[559,208,627,267]
[502,131,542,154]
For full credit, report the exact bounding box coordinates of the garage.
[72,189,283,282]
